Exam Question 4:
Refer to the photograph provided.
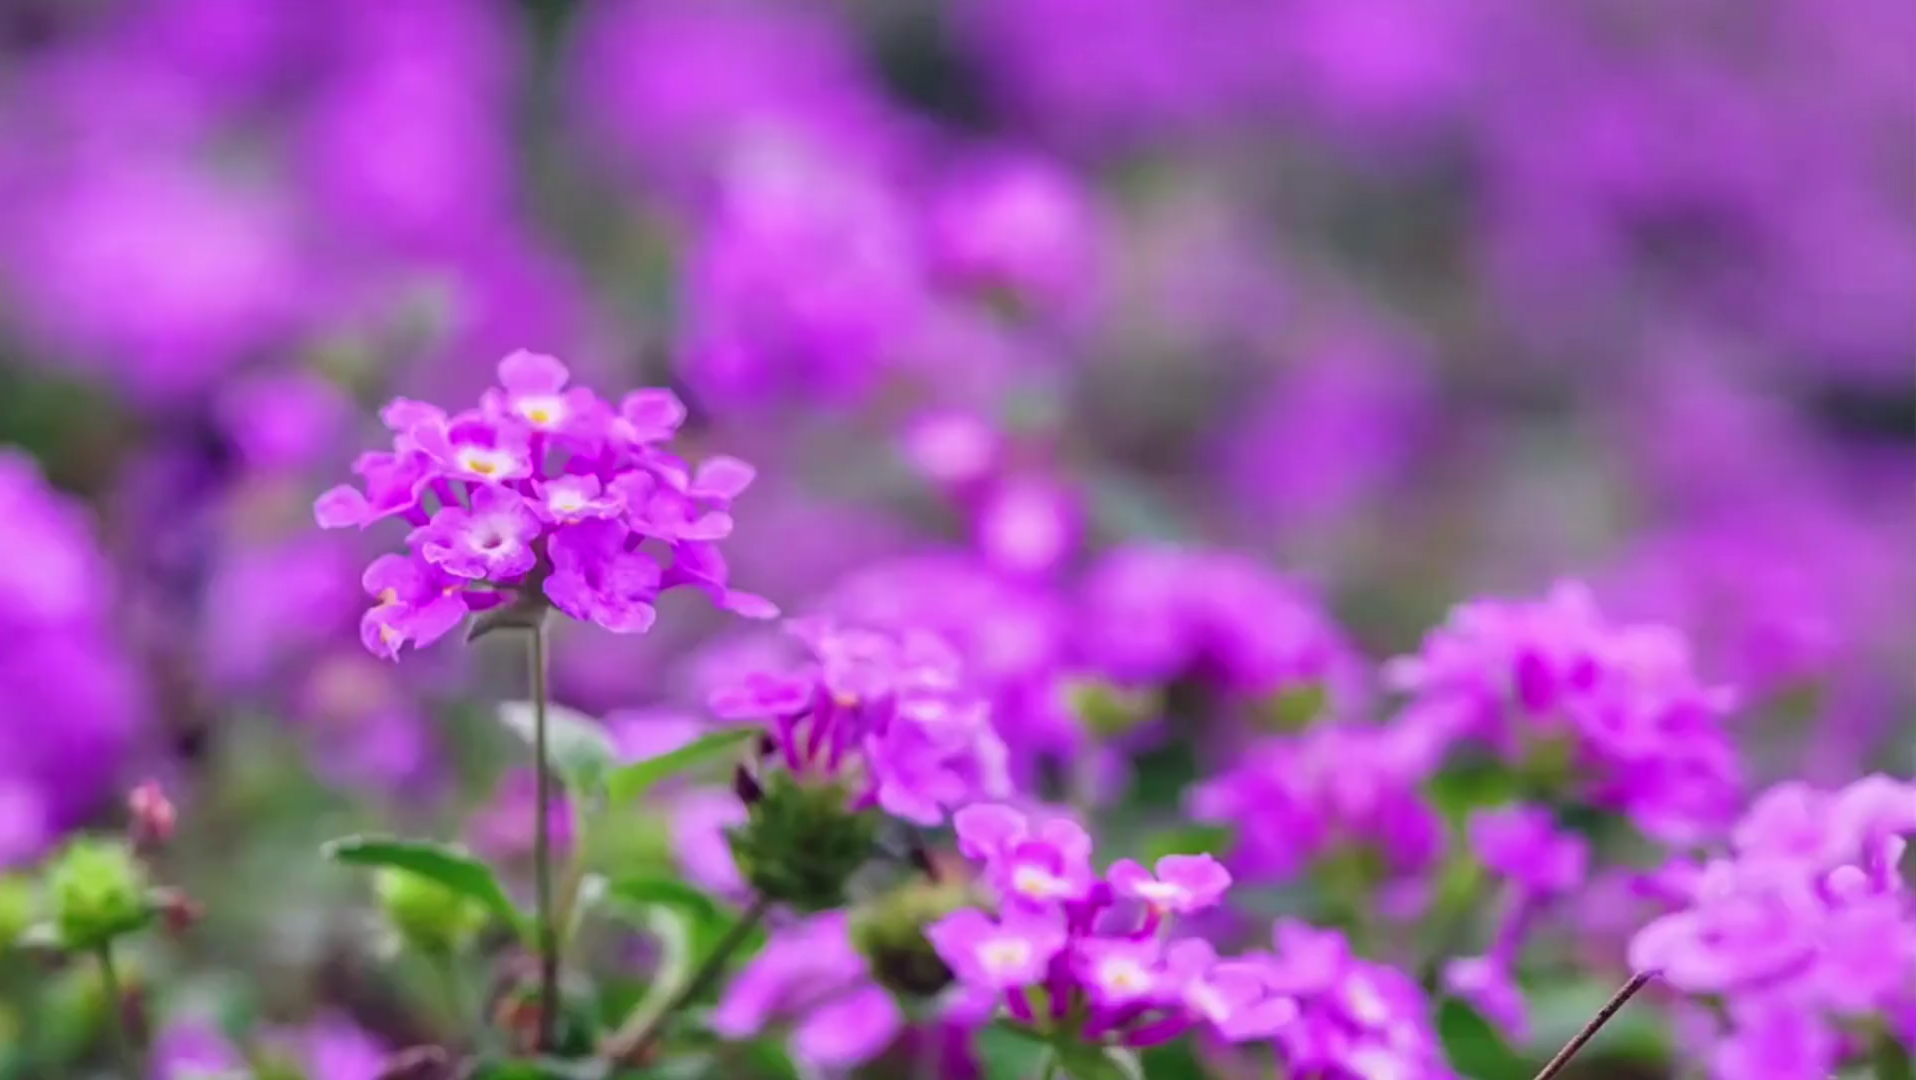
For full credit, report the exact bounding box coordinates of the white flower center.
[517,395,568,428]
[1098,957,1151,996]
[1012,865,1069,899]
[979,938,1031,975]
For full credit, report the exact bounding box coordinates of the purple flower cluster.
[714,618,1010,826]
[928,803,1290,1049]
[1388,581,1741,842]
[315,350,775,658]
[1630,775,1916,1077]
[1190,721,1442,887]
[927,803,1456,1074]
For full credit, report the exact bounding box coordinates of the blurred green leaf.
[1054,1044,1146,1080]
[499,701,621,796]
[603,877,725,929]
[1437,998,1530,1080]
[1523,979,1669,1063]
[321,836,524,939]
[1875,1032,1915,1080]
[605,728,756,807]
[1137,1041,1208,1080]
[976,1024,1051,1080]
[1139,824,1236,863]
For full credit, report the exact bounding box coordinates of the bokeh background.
[0,0,1911,1076]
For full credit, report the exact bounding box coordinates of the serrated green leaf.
[1054,1045,1146,1080]
[605,728,756,807]
[499,701,621,796]
[322,835,523,939]
[1437,998,1530,1080]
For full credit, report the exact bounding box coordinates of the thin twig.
[602,895,772,1065]
[1532,971,1655,1080]
[528,623,560,1051]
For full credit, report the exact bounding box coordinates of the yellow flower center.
[980,939,1030,973]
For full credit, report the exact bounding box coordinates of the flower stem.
[602,895,772,1066]
[1038,1053,1061,1080]
[528,621,559,1052]
[95,944,136,1077]
[1531,971,1654,1080]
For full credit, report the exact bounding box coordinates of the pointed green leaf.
[605,728,756,807]
[498,701,620,796]
[322,835,523,939]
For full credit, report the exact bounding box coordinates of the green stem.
[601,895,772,1066]
[529,621,559,1052]
[1038,1052,1061,1080]
[95,944,136,1078]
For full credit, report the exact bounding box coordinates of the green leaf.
[498,701,621,796]
[1054,1045,1146,1080]
[1523,979,1668,1062]
[322,835,523,939]
[604,876,726,928]
[975,1025,1051,1080]
[605,728,756,807]
[1875,1032,1915,1080]
[1437,998,1530,1080]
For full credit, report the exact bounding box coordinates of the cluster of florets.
[1190,721,1444,887]
[1629,775,1916,1078]
[926,803,1455,1073]
[314,350,775,658]
[927,803,1287,1050]
[716,618,1013,827]
[1387,580,1740,841]
[715,619,1011,910]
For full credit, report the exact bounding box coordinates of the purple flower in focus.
[316,351,776,656]
[358,554,469,660]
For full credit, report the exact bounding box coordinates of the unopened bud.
[46,839,151,951]
[152,887,204,936]
[1065,679,1159,740]
[728,773,879,913]
[852,876,970,1000]
[127,782,176,849]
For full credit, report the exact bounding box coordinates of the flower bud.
[374,869,487,956]
[0,875,36,949]
[127,781,177,849]
[1064,679,1158,740]
[728,772,880,913]
[852,875,971,1000]
[46,839,151,951]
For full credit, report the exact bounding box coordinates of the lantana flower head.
[1629,775,1916,1077]
[315,350,776,658]
[928,802,1301,1051]
[716,618,1011,827]
[1387,580,1740,842]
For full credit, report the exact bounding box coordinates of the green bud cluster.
[852,876,970,1000]
[727,772,879,913]
[46,839,151,951]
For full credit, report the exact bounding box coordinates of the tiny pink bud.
[128,782,176,848]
